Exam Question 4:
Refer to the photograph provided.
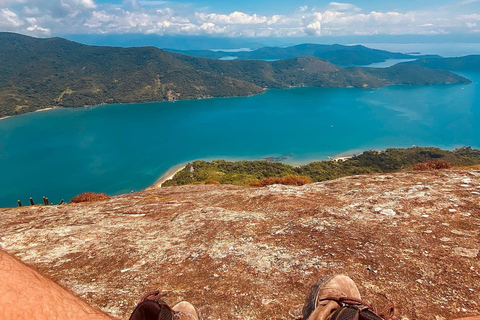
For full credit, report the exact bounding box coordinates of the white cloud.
[297,5,308,13]
[458,13,480,20]
[60,0,96,13]
[0,0,26,5]
[1,0,480,37]
[195,11,269,25]
[138,0,168,5]
[0,8,23,28]
[26,17,50,34]
[459,0,480,4]
[328,2,360,12]
[22,6,40,15]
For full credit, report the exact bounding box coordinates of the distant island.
[0,32,472,118]
[167,43,440,65]
[403,55,480,72]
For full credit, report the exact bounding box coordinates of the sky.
[1,0,479,38]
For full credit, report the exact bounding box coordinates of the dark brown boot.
[129,291,174,320]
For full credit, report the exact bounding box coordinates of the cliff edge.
[0,170,479,319]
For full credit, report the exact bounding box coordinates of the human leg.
[0,248,115,320]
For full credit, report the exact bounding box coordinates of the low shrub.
[70,192,110,203]
[250,175,313,187]
[204,179,220,185]
[412,160,452,171]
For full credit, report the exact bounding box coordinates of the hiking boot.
[302,275,361,320]
[172,301,201,320]
[129,291,174,320]
[302,275,392,320]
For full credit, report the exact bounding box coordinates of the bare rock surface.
[1,170,479,320]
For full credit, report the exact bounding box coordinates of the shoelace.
[318,295,395,320]
[141,290,168,303]
[173,311,198,320]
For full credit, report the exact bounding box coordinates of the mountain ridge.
[167,43,441,65]
[0,32,470,117]
[402,55,480,72]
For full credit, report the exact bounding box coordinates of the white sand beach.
[331,148,365,161]
[35,107,58,112]
[152,164,187,188]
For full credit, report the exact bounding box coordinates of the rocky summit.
[1,170,479,320]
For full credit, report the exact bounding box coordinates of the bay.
[0,71,479,208]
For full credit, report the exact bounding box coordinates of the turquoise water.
[0,72,479,207]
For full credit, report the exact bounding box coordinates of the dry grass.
[203,179,221,185]
[250,175,313,187]
[452,164,480,170]
[412,160,452,171]
[70,192,110,203]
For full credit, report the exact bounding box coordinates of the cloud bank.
[1,0,479,37]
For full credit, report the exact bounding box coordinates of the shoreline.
[35,107,58,113]
[330,148,365,162]
[0,72,471,121]
[149,149,364,189]
[150,164,187,188]
[0,116,11,121]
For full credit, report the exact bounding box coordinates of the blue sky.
[1,0,479,38]
[93,0,457,15]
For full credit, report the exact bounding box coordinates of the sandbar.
[35,107,58,112]
[150,164,187,188]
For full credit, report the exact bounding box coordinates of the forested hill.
[0,33,470,117]
[403,55,480,72]
[167,43,440,65]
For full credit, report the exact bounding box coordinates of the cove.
[1,71,479,207]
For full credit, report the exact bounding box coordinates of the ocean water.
[1,71,479,207]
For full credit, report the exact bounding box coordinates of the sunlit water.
[1,71,479,207]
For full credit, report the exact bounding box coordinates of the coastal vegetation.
[412,160,452,171]
[0,32,470,117]
[162,147,480,187]
[70,192,110,203]
[250,175,313,187]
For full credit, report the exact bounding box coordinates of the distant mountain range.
[403,55,480,72]
[167,43,441,66]
[0,32,472,117]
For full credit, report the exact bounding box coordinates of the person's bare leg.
[0,248,116,320]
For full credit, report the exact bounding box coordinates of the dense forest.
[162,147,480,187]
[0,32,470,117]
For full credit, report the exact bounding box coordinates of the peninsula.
[0,32,471,117]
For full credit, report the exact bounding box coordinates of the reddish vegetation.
[70,192,110,203]
[203,179,221,185]
[250,175,313,187]
[413,160,452,171]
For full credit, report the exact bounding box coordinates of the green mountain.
[167,43,440,65]
[0,33,470,117]
[403,55,480,72]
